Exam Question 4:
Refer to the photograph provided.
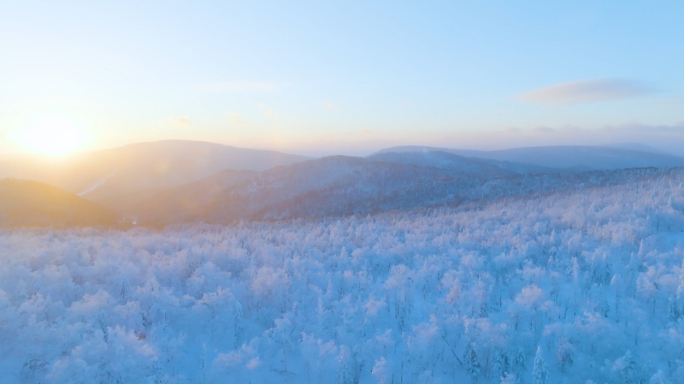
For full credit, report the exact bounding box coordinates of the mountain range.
[375,144,684,171]
[0,140,308,201]
[3,140,684,226]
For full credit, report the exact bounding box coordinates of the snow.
[77,170,118,196]
[2,172,684,383]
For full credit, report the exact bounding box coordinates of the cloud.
[430,123,684,156]
[169,117,192,127]
[198,81,282,92]
[256,103,278,116]
[517,79,652,106]
[225,112,248,126]
[322,102,338,111]
[533,126,555,133]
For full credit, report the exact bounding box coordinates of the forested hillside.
[0,179,118,227]
[1,170,683,383]
[132,155,683,224]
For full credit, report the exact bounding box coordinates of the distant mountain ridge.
[367,150,554,174]
[374,145,684,171]
[4,142,684,227]
[605,142,667,154]
[0,140,309,206]
[128,154,683,225]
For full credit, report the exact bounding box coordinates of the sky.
[1,0,683,156]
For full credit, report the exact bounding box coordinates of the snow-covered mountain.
[375,145,684,171]
[367,150,553,174]
[0,140,309,205]
[130,154,681,225]
[0,178,118,227]
[121,169,258,223]
[132,156,459,224]
[6,142,684,227]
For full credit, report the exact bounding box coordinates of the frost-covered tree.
[492,350,510,381]
[337,346,354,384]
[98,310,109,343]
[532,347,548,384]
[500,372,517,384]
[556,342,574,373]
[463,342,481,382]
[614,350,640,384]
[371,357,390,384]
[513,348,527,384]
[649,370,672,384]
[234,300,244,348]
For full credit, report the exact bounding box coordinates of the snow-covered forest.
[2,171,684,384]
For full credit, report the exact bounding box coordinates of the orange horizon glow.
[7,114,90,157]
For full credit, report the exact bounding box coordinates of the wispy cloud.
[517,79,652,106]
[533,126,555,133]
[225,112,248,126]
[321,102,338,111]
[258,103,279,117]
[428,123,684,156]
[169,116,192,127]
[198,81,282,92]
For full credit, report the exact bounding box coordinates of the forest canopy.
[1,172,683,383]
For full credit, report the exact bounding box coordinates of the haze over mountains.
[0,140,308,201]
[0,179,118,227]
[3,140,684,227]
[367,150,554,174]
[128,156,680,225]
[376,144,684,171]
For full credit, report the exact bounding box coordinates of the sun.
[10,114,89,157]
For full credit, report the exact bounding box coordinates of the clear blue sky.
[1,0,683,156]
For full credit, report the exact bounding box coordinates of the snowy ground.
[2,174,684,383]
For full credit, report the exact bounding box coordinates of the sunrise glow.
[9,114,88,156]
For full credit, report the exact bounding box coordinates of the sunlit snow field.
[2,174,684,384]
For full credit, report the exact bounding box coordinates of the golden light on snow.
[9,114,89,156]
